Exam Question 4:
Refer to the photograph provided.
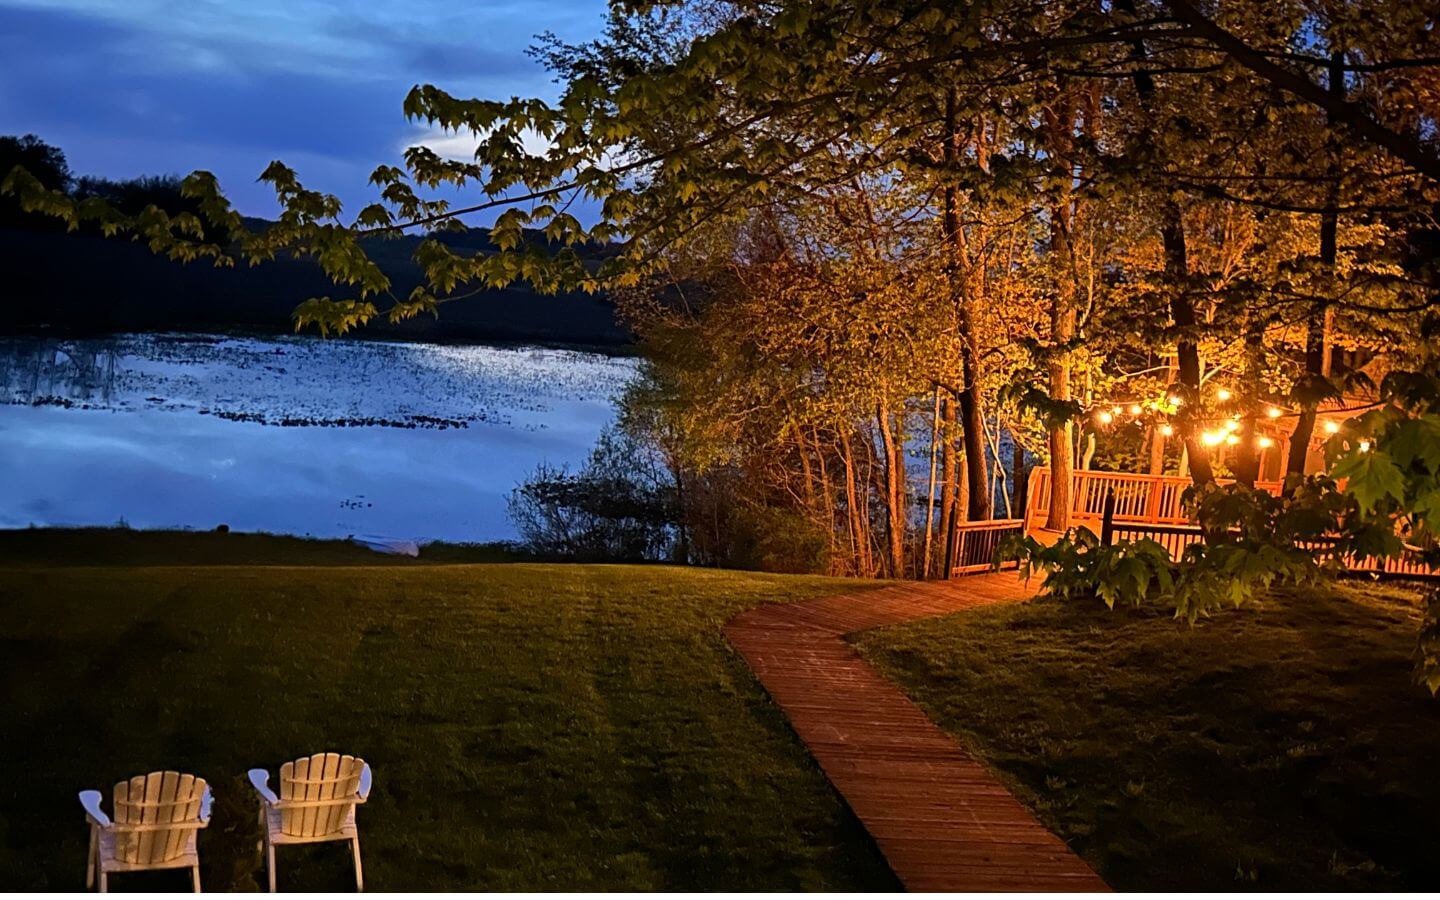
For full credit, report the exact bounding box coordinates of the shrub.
[1005,527,1174,609]
[508,428,680,561]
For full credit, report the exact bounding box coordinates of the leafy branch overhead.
[4,1,1439,337]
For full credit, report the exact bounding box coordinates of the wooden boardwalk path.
[725,573,1108,892]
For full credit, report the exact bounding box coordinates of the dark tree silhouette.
[0,134,71,230]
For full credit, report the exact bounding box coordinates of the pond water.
[0,334,637,542]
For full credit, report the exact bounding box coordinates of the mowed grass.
[853,579,1440,891]
[0,530,897,891]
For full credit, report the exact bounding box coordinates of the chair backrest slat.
[111,771,206,864]
[279,752,363,838]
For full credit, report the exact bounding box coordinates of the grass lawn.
[0,529,897,891]
[853,579,1439,891]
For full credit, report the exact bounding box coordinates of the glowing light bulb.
[1266,406,1282,418]
[1098,410,1114,424]
[1160,424,1175,437]
[1323,420,1340,434]
[1359,440,1372,452]
[1111,405,1123,415]
[1169,395,1182,406]
[1201,431,1223,446]
[1258,436,1274,448]
[1216,388,1232,401]
[1225,434,1240,445]
[1128,404,1142,415]
[1224,419,1240,432]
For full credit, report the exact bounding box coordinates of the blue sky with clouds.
[0,0,608,220]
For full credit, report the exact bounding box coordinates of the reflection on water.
[0,334,635,542]
[1,338,120,405]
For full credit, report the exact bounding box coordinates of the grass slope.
[854,580,1437,891]
[0,530,896,891]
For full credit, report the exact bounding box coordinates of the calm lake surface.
[0,334,636,542]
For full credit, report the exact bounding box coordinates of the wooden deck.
[725,573,1108,892]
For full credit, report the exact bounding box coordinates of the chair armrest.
[247,768,280,806]
[357,763,373,801]
[199,785,214,824]
[79,790,111,828]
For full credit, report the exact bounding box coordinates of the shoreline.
[0,324,641,358]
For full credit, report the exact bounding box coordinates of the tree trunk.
[944,89,992,521]
[840,430,871,577]
[672,467,689,565]
[795,423,816,510]
[1011,443,1026,521]
[937,396,958,560]
[1160,202,1215,485]
[1287,50,1345,482]
[1120,0,1211,486]
[922,390,942,578]
[876,405,906,578]
[1232,321,1266,486]
[1150,362,1176,475]
[1045,200,1077,530]
[813,426,838,571]
[957,447,971,523]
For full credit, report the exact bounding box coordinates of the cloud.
[0,0,607,219]
[1,1,601,88]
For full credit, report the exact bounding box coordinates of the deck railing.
[948,518,1026,576]
[1002,467,1436,580]
[1024,468,1281,531]
[1107,522,1208,560]
[1108,518,1439,580]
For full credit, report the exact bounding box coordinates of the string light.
[1266,407,1282,418]
[1201,431,1223,446]
[1128,403,1142,415]
[1160,424,1174,436]
[1258,436,1274,448]
[1358,439,1372,452]
[1216,388,1232,401]
[1097,410,1114,424]
[1169,395,1182,406]
[1324,420,1340,434]
[1224,434,1240,446]
[1224,419,1240,432]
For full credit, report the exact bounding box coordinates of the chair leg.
[352,836,364,892]
[98,870,107,894]
[86,827,96,889]
[265,839,276,893]
[192,864,202,892]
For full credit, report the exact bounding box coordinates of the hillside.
[0,223,632,348]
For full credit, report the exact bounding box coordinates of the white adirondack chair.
[248,752,372,892]
[80,771,212,892]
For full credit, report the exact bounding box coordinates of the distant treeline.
[0,135,631,348]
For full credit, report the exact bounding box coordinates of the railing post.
[1101,488,1116,546]
[1144,475,1163,522]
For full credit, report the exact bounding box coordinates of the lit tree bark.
[937,396,958,548]
[812,426,838,572]
[840,429,871,577]
[1043,91,1079,530]
[876,404,906,578]
[943,88,993,521]
[922,389,942,577]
